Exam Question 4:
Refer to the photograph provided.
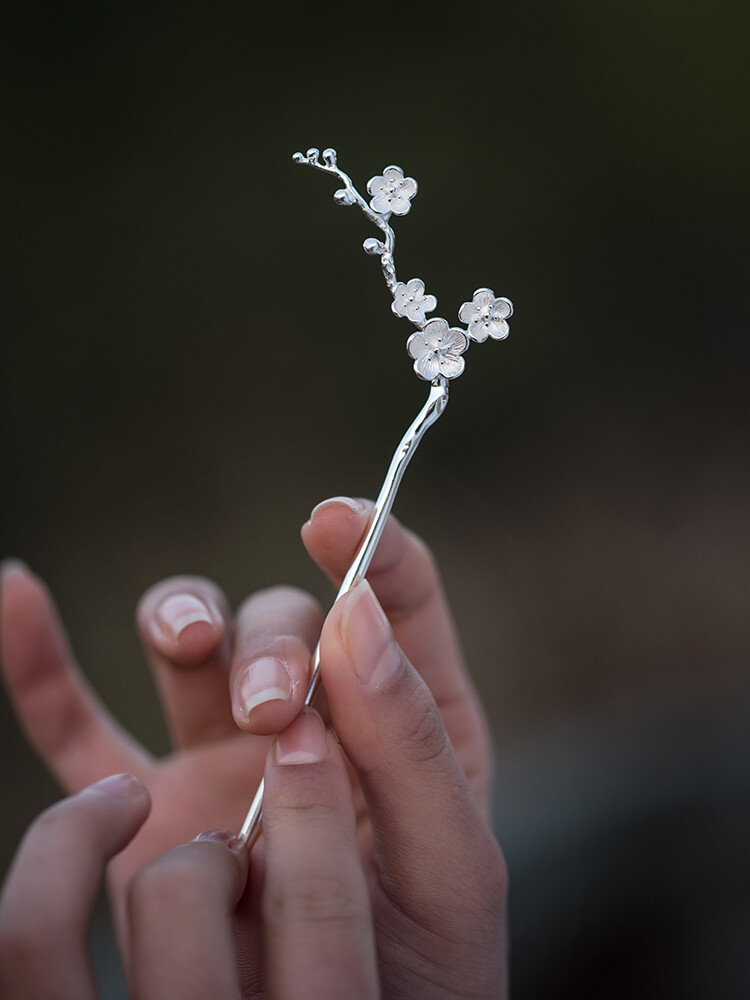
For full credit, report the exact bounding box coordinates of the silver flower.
[458,288,513,342]
[407,318,468,381]
[392,278,437,325]
[367,165,418,216]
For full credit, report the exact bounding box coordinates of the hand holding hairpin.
[238,147,513,845]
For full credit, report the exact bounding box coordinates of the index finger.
[301,497,488,740]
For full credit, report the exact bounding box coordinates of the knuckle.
[270,784,345,823]
[396,685,449,766]
[265,870,367,929]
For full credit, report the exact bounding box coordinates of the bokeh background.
[2,1,749,997]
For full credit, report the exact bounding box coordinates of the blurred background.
[1,1,748,996]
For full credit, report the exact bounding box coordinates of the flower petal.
[423,317,450,342]
[458,300,477,324]
[492,297,512,320]
[366,175,385,196]
[440,353,465,379]
[391,285,408,317]
[443,327,468,353]
[467,321,488,343]
[406,331,428,360]
[398,177,417,200]
[472,288,495,309]
[489,319,510,340]
[422,294,437,314]
[370,194,392,214]
[390,196,412,216]
[406,277,425,294]
[382,165,404,182]
[415,354,440,380]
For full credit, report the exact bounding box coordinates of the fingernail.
[274,709,328,764]
[0,559,30,579]
[89,773,145,799]
[237,657,292,719]
[194,829,244,853]
[306,496,364,527]
[341,580,402,688]
[156,593,214,640]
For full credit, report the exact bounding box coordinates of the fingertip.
[1,558,32,583]
[155,593,215,640]
[193,829,247,862]
[0,560,44,610]
[1,561,30,632]
[301,496,368,547]
[85,772,150,802]
[303,495,367,530]
[231,655,299,734]
[139,582,226,668]
[193,830,250,888]
[272,708,330,765]
[0,561,70,686]
[230,588,322,735]
[301,498,374,585]
[79,775,152,840]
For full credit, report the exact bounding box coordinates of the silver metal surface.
[237,149,513,846]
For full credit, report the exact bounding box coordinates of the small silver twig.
[237,148,513,846]
[292,147,399,292]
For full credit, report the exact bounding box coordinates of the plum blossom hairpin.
[239,147,513,845]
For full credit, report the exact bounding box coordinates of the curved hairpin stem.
[239,378,448,844]
[238,148,513,846]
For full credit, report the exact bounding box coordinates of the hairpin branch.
[237,148,514,847]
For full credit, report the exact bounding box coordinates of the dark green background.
[2,2,749,997]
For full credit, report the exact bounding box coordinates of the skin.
[0,497,508,998]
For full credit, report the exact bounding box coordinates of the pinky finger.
[0,774,151,1000]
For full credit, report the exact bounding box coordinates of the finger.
[229,586,324,736]
[302,498,491,795]
[320,582,507,951]
[0,774,151,1000]
[0,562,152,789]
[136,576,235,747]
[262,709,378,1000]
[128,829,248,1000]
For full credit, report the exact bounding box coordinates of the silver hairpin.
[238,148,513,845]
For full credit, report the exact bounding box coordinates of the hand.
[0,754,376,1000]
[1,497,507,996]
